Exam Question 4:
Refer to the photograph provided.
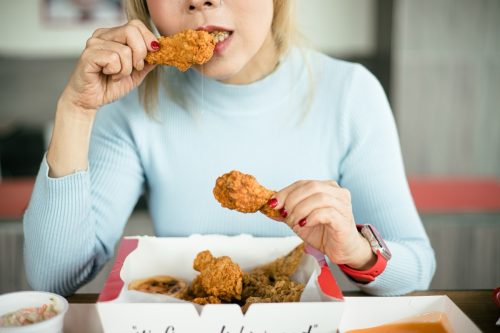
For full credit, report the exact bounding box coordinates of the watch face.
[362,225,392,261]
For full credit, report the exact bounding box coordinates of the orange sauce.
[346,312,453,333]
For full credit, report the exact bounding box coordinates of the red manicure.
[267,198,278,208]
[298,218,307,227]
[151,41,160,50]
[279,207,288,218]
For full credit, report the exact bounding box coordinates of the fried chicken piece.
[241,277,305,313]
[187,275,207,299]
[259,202,282,219]
[254,243,305,279]
[241,270,271,301]
[192,296,222,305]
[213,170,282,219]
[192,250,243,301]
[240,243,306,312]
[241,296,271,313]
[145,29,215,72]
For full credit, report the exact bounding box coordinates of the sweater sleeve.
[337,65,436,295]
[23,103,145,295]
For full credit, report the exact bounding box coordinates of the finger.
[271,180,308,211]
[88,39,134,79]
[293,207,345,231]
[128,19,160,52]
[98,20,159,52]
[286,192,348,228]
[98,26,149,72]
[81,48,122,76]
[96,20,159,69]
[277,180,340,217]
[131,63,157,86]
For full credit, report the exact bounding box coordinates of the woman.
[24,0,435,296]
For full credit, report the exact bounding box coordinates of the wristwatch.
[338,224,391,282]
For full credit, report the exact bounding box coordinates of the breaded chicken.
[191,250,243,301]
[145,29,215,71]
[213,170,281,219]
[254,243,305,279]
[240,243,306,312]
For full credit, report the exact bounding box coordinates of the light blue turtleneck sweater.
[24,48,435,296]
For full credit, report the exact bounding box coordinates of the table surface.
[67,290,499,333]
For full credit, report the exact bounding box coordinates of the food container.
[0,291,68,333]
[97,235,345,333]
[96,235,481,333]
[339,295,481,333]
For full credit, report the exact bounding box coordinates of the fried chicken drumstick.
[213,170,281,219]
[188,250,243,303]
[183,243,306,309]
[145,29,216,71]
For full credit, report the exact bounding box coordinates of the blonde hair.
[124,0,299,114]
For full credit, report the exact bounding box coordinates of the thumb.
[132,63,157,86]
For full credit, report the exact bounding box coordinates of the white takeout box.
[97,235,345,333]
[96,235,480,333]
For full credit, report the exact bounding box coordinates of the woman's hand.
[60,19,159,112]
[270,180,377,270]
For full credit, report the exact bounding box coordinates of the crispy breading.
[241,277,305,313]
[259,202,283,219]
[182,244,306,309]
[213,170,281,219]
[187,275,207,299]
[145,29,215,71]
[192,296,222,305]
[191,250,243,301]
[254,243,305,279]
[240,243,305,312]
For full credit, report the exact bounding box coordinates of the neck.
[221,32,279,85]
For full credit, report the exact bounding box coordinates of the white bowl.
[0,291,68,333]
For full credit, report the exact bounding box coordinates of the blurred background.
[0,0,498,293]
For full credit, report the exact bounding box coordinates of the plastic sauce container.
[0,291,68,333]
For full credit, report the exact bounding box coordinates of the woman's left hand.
[270,180,376,270]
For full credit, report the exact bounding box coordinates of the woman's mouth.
[211,30,231,43]
[210,30,233,54]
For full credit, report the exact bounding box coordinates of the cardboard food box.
[97,235,345,333]
[97,235,481,333]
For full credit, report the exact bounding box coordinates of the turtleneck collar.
[160,47,306,116]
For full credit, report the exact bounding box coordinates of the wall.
[392,0,500,177]
[0,1,123,57]
[296,0,376,56]
[0,0,375,58]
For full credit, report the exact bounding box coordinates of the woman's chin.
[195,63,243,83]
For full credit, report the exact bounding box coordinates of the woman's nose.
[188,0,221,11]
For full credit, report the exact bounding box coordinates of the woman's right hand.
[60,19,159,112]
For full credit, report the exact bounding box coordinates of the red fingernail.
[267,198,278,208]
[279,207,288,218]
[298,218,307,227]
[151,41,160,50]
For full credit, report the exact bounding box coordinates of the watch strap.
[338,224,389,282]
[338,249,387,282]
